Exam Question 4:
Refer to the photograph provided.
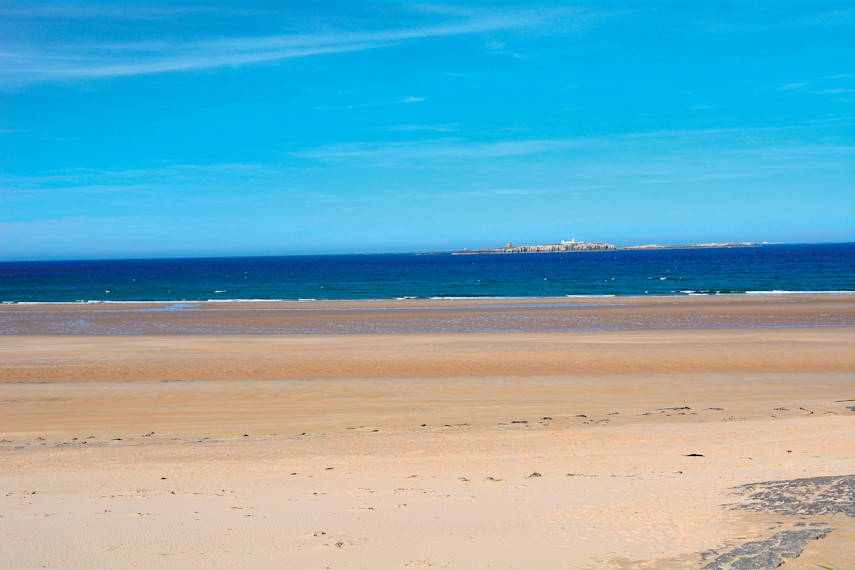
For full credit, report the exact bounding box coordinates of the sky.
[1,1,853,260]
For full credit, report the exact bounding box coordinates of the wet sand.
[1,295,854,568]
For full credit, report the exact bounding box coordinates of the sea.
[1,243,853,303]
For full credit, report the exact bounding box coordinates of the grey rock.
[700,528,830,570]
[726,474,855,517]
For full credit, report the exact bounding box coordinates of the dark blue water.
[1,244,853,303]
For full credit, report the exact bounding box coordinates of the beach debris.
[527,472,542,478]
[684,453,705,457]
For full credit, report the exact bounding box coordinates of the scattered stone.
[685,453,705,457]
[527,472,542,478]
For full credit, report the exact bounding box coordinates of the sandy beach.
[2,295,854,568]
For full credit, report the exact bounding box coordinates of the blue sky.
[1,1,853,260]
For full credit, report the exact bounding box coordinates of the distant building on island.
[458,240,615,254]
[452,239,758,255]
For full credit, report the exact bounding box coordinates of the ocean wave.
[2,290,853,307]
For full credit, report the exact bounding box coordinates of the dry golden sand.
[1,295,854,568]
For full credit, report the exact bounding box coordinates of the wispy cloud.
[293,138,569,165]
[0,162,286,195]
[5,122,851,207]
[288,123,855,194]
[701,7,853,33]
[2,9,556,83]
[317,96,426,110]
[779,74,855,97]
[0,3,220,20]
[386,123,458,132]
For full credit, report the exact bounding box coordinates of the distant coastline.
[452,241,759,254]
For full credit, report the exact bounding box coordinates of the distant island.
[452,239,759,254]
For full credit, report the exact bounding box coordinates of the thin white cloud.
[317,96,427,110]
[386,123,457,132]
[810,89,855,95]
[294,138,569,163]
[2,9,556,82]
[291,124,855,178]
[0,3,220,20]
[779,75,854,96]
